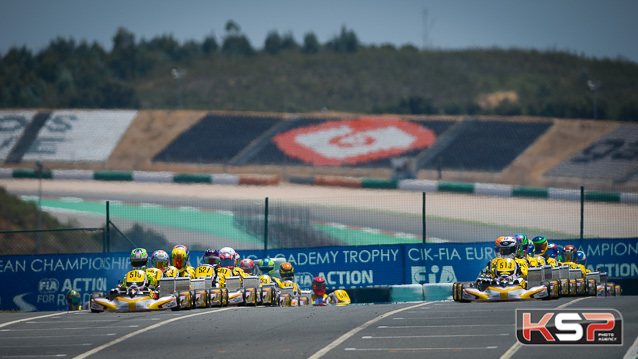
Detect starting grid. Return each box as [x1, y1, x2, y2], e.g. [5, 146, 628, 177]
[0, 238, 636, 311]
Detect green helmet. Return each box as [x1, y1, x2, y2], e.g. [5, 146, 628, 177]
[130, 248, 149, 269]
[532, 236, 548, 256]
[258, 258, 275, 276]
[514, 233, 529, 257]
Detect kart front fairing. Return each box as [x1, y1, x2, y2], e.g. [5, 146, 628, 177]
[90, 288, 177, 312]
[462, 278, 549, 301]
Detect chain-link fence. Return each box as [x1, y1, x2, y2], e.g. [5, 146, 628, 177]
[0, 228, 105, 255]
[3, 189, 637, 255]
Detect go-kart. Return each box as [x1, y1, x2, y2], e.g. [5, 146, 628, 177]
[453, 258, 550, 302]
[312, 290, 351, 306]
[90, 270, 178, 312]
[278, 280, 311, 307]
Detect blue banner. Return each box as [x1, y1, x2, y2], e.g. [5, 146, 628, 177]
[1, 238, 636, 312]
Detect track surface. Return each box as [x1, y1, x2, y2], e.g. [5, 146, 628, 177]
[0, 297, 635, 359]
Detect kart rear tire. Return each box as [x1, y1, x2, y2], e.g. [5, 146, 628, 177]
[89, 292, 105, 313]
[171, 292, 181, 311]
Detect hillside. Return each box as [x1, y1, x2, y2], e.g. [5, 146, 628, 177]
[2, 27, 638, 122]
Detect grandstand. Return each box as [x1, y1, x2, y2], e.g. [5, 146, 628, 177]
[1, 110, 637, 192]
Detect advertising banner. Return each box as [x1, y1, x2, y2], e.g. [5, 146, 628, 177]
[0, 253, 129, 312]
[1, 238, 635, 312]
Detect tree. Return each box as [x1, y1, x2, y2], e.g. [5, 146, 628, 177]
[264, 31, 282, 55]
[221, 21, 254, 57]
[109, 27, 137, 79]
[202, 32, 219, 55]
[326, 26, 359, 53]
[301, 32, 320, 54]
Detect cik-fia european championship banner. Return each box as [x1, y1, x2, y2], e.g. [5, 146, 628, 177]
[0, 238, 636, 311]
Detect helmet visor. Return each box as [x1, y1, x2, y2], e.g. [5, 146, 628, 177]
[220, 258, 235, 268]
[499, 245, 516, 257]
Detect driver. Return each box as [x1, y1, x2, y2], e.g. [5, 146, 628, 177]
[121, 248, 157, 290]
[279, 262, 301, 296]
[256, 258, 281, 286]
[486, 236, 528, 279]
[195, 249, 220, 283]
[562, 245, 588, 277]
[239, 258, 258, 275]
[311, 276, 340, 306]
[171, 245, 196, 279]
[148, 250, 169, 285]
[66, 290, 82, 311]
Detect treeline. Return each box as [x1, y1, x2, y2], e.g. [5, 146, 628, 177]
[1, 20, 637, 121]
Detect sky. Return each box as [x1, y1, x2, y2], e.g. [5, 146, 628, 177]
[1, 0, 637, 63]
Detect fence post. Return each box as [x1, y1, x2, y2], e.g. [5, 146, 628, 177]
[264, 197, 269, 257]
[580, 186, 584, 242]
[106, 200, 110, 253]
[422, 192, 426, 244]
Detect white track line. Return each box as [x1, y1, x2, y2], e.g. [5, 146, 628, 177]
[308, 302, 431, 359]
[73, 308, 234, 359]
[623, 335, 638, 359]
[500, 297, 592, 359]
[0, 312, 69, 329]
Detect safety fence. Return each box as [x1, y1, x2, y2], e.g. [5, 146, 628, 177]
[2, 187, 637, 255]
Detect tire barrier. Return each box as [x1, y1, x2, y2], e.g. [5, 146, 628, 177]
[290, 174, 638, 204]
[1, 167, 636, 202]
[0, 168, 279, 186]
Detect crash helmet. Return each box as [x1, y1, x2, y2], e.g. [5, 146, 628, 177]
[544, 243, 559, 260]
[130, 248, 149, 269]
[171, 246, 189, 270]
[312, 276, 327, 296]
[532, 236, 548, 256]
[151, 250, 169, 271]
[257, 258, 276, 276]
[280, 262, 294, 281]
[494, 236, 506, 257]
[219, 252, 235, 269]
[202, 249, 220, 266]
[514, 234, 529, 257]
[239, 258, 256, 275]
[562, 245, 577, 262]
[66, 290, 81, 310]
[576, 251, 587, 267]
[499, 236, 519, 258]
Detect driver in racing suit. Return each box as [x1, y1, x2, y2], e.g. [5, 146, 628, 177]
[120, 248, 158, 290]
[311, 276, 340, 306]
[256, 258, 281, 286]
[278, 262, 302, 296]
[485, 237, 528, 289]
[486, 236, 529, 280]
[171, 245, 196, 279]
[216, 251, 248, 287]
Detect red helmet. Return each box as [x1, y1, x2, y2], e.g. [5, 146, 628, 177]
[239, 258, 256, 275]
[563, 245, 577, 262]
[312, 276, 327, 296]
[219, 252, 235, 269]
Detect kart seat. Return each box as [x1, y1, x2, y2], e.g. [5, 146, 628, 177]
[568, 268, 583, 279]
[158, 277, 191, 297]
[225, 276, 242, 292]
[191, 277, 213, 291]
[527, 267, 543, 287]
[243, 276, 260, 289]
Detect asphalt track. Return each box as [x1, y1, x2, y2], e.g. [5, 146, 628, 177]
[0, 296, 635, 359]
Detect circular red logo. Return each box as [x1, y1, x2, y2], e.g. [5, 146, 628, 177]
[273, 117, 436, 166]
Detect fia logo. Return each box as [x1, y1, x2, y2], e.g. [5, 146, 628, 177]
[38, 278, 60, 293]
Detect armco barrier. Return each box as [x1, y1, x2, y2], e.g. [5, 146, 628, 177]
[0, 168, 278, 186]
[1, 167, 635, 203]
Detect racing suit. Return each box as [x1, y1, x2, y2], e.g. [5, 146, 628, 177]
[176, 265, 196, 279]
[527, 255, 546, 268]
[216, 267, 247, 287]
[311, 293, 338, 306]
[486, 257, 528, 279]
